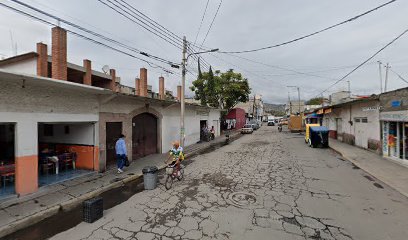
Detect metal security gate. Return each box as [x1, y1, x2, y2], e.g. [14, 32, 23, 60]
[106, 122, 122, 166]
[132, 113, 158, 160]
[354, 118, 368, 149]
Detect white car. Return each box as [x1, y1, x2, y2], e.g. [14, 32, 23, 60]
[241, 124, 254, 134]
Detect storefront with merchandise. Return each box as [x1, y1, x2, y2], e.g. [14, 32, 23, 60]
[381, 111, 408, 164]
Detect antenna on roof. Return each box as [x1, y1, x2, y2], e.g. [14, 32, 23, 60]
[102, 65, 110, 74]
[9, 30, 17, 56]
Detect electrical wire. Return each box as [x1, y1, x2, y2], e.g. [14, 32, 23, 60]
[220, 0, 397, 54]
[9, 0, 180, 67]
[98, 0, 212, 71]
[223, 53, 339, 81]
[200, 0, 223, 49]
[390, 68, 408, 84]
[0, 2, 176, 74]
[193, 0, 210, 45]
[316, 27, 408, 97]
[97, 0, 183, 50]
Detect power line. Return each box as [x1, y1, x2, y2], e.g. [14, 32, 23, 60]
[250, 62, 378, 77]
[200, 0, 223, 49]
[97, 0, 183, 50]
[9, 0, 180, 67]
[98, 0, 212, 71]
[193, 0, 210, 45]
[223, 53, 339, 81]
[220, 0, 397, 54]
[0, 2, 176, 74]
[390, 68, 408, 84]
[316, 27, 408, 97]
[113, 0, 185, 48]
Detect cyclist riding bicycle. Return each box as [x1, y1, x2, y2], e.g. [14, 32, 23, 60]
[166, 141, 184, 176]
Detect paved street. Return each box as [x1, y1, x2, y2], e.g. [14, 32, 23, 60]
[52, 126, 408, 240]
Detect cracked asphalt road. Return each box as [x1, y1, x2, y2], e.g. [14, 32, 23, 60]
[52, 127, 408, 240]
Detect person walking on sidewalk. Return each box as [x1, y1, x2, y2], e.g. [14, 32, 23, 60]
[115, 134, 127, 174]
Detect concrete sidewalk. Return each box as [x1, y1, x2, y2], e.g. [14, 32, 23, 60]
[0, 131, 240, 238]
[330, 139, 408, 198]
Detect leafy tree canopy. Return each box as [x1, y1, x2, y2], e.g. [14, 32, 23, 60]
[190, 68, 251, 110]
[306, 97, 323, 105]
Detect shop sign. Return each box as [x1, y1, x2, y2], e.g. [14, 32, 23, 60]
[362, 106, 382, 112]
[391, 100, 402, 107]
[317, 109, 324, 114]
[324, 108, 332, 114]
[380, 111, 408, 122]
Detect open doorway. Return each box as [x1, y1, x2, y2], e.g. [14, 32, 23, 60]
[200, 120, 209, 142]
[106, 122, 122, 167]
[38, 122, 95, 186]
[0, 123, 15, 197]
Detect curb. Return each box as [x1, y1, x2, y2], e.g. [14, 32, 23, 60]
[0, 134, 239, 239]
[329, 145, 408, 199]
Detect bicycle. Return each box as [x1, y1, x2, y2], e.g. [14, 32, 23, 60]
[165, 163, 184, 190]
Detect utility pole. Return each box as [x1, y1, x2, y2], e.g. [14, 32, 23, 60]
[179, 41, 218, 147]
[321, 93, 324, 106]
[288, 92, 292, 115]
[377, 61, 383, 93]
[296, 87, 301, 115]
[180, 36, 187, 147]
[384, 63, 390, 93]
[252, 95, 256, 121]
[347, 80, 351, 98]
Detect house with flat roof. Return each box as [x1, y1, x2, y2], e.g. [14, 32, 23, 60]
[0, 26, 221, 197]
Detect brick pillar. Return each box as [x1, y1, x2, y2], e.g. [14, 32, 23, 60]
[36, 42, 48, 77]
[177, 85, 182, 101]
[135, 78, 140, 96]
[83, 59, 92, 85]
[110, 69, 116, 91]
[140, 68, 148, 97]
[159, 77, 165, 100]
[51, 27, 67, 80]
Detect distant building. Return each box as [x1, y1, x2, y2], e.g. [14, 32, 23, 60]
[285, 100, 305, 116]
[235, 94, 264, 122]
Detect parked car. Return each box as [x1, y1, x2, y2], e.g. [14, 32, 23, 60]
[249, 121, 260, 130]
[241, 124, 254, 134]
[267, 121, 275, 126]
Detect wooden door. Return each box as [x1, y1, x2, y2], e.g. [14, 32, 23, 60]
[132, 113, 158, 160]
[106, 122, 122, 166]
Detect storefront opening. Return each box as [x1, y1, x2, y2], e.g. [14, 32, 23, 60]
[38, 122, 96, 186]
[0, 123, 15, 197]
[383, 121, 408, 161]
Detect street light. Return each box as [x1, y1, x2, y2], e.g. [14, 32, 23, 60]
[180, 36, 218, 147]
[287, 86, 301, 115]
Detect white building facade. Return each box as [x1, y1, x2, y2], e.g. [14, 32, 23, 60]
[321, 97, 381, 152]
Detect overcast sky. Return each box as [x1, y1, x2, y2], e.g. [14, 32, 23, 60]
[1, 0, 408, 103]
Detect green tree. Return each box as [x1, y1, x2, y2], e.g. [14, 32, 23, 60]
[190, 69, 251, 110]
[306, 97, 323, 105]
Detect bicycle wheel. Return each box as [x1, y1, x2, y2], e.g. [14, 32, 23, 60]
[165, 174, 173, 190]
[177, 168, 184, 181]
